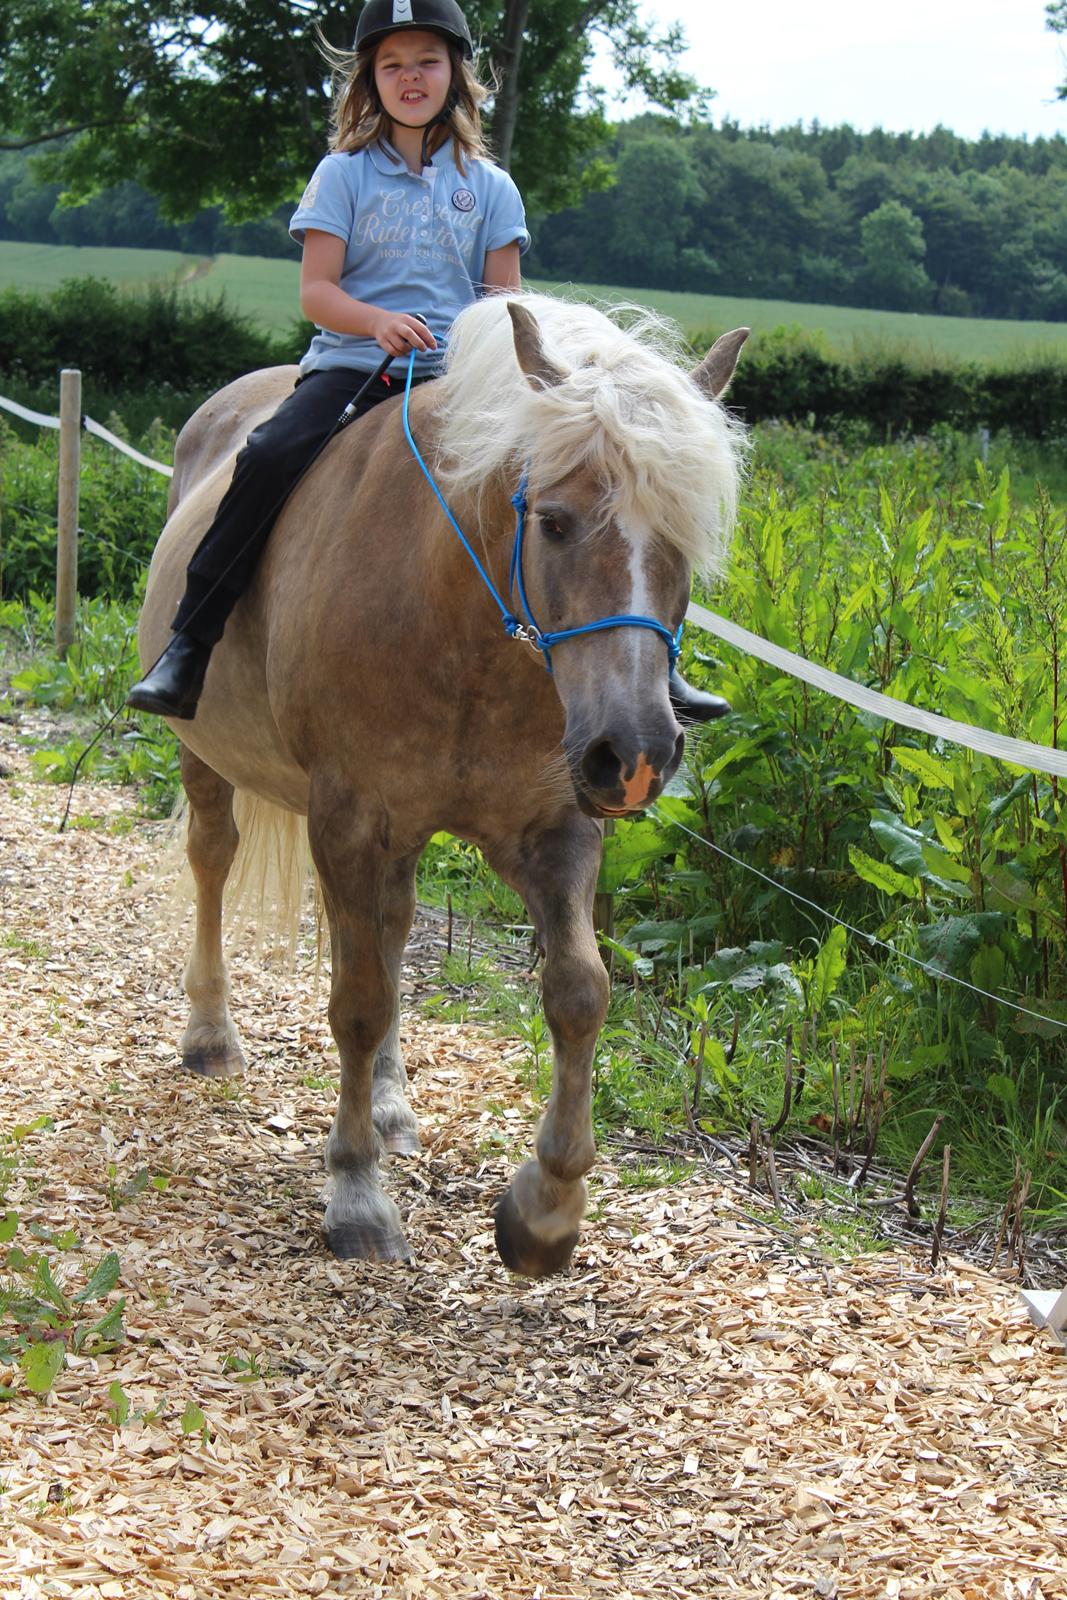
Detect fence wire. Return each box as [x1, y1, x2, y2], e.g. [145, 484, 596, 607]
[653, 800, 1067, 1034]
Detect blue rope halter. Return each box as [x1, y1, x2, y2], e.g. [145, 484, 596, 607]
[401, 353, 683, 675]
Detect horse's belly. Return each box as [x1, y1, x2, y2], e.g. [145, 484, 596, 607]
[177, 720, 310, 813]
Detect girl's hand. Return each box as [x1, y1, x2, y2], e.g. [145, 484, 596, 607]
[371, 310, 438, 357]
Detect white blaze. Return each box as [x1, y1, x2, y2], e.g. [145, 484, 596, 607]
[618, 515, 659, 692]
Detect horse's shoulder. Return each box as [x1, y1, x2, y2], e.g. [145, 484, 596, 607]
[168, 366, 300, 512]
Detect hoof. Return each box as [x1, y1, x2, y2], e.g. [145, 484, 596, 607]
[494, 1189, 579, 1278]
[181, 1044, 246, 1079]
[326, 1225, 413, 1263]
[381, 1128, 421, 1156]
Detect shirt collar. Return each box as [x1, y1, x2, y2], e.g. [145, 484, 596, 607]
[367, 137, 457, 178]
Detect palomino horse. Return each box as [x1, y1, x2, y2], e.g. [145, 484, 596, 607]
[139, 292, 747, 1276]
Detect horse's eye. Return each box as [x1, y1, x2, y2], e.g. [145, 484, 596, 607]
[539, 512, 566, 542]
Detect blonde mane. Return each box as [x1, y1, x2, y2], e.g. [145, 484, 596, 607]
[434, 292, 747, 577]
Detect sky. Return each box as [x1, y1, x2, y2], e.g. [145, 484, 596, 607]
[592, 0, 1067, 141]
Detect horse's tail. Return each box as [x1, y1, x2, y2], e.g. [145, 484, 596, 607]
[227, 791, 320, 958]
[166, 789, 320, 960]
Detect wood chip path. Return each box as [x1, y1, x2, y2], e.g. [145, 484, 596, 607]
[1, 722, 1065, 1600]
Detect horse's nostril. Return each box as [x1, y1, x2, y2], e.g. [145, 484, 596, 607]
[582, 739, 622, 793]
[672, 729, 685, 769]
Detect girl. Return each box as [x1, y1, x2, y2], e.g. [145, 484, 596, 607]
[128, 0, 726, 724]
[128, 0, 527, 720]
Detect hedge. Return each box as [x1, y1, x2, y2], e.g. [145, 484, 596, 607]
[691, 326, 1067, 441]
[2, 279, 1065, 444]
[0, 276, 303, 394]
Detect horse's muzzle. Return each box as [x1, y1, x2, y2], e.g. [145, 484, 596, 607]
[571, 725, 685, 818]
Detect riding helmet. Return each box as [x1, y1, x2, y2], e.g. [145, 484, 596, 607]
[354, 0, 474, 59]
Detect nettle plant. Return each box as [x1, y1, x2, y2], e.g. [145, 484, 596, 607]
[601, 443, 1067, 1158]
[0, 1119, 127, 1398]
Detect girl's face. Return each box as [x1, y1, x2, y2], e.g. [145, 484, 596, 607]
[374, 30, 453, 128]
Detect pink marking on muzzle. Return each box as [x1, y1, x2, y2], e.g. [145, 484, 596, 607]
[621, 755, 658, 810]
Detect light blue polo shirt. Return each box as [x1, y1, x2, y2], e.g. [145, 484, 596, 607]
[289, 141, 530, 377]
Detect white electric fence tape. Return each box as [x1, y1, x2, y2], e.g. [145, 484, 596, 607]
[82, 416, 173, 477]
[686, 600, 1067, 780]
[0, 394, 62, 429]
[2, 385, 1065, 778]
[0, 393, 172, 476]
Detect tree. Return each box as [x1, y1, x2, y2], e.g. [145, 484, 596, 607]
[1049, 2, 1067, 98]
[0, 0, 709, 219]
[607, 131, 699, 284]
[859, 200, 932, 310]
[687, 135, 837, 299]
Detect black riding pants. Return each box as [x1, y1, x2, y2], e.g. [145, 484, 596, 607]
[172, 366, 432, 646]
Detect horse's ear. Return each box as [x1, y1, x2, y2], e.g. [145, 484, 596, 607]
[508, 301, 567, 390]
[690, 327, 750, 400]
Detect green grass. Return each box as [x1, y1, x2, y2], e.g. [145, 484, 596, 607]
[3, 240, 1067, 361]
[0, 241, 192, 293]
[543, 281, 1067, 364]
[206, 252, 305, 335]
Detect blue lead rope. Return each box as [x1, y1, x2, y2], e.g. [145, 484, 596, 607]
[400, 353, 523, 640]
[401, 352, 683, 674]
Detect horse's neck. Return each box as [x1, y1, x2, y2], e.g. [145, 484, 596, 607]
[420, 467, 517, 621]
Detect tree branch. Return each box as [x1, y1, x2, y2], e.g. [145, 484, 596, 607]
[0, 119, 137, 150]
[576, 1, 618, 35]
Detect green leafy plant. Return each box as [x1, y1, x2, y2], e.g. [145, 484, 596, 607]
[180, 1400, 210, 1440]
[105, 1162, 168, 1212]
[1, 1246, 125, 1396]
[0, 1118, 133, 1399]
[4, 593, 182, 814]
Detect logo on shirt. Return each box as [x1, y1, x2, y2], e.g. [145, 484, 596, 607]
[451, 188, 476, 213]
[299, 171, 322, 210]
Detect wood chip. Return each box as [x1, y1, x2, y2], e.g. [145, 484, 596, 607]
[2, 729, 1066, 1598]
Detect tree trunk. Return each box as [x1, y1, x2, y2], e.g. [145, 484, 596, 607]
[492, 0, 531, 172]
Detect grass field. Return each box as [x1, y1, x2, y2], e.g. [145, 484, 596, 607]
[2, 238, 1067, 361]
[0, 240, 191, 291]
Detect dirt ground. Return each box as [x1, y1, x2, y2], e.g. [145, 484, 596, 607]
[1, 716, 1065, 1600]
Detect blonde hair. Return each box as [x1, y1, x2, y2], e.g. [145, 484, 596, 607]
[318, 31, 492, 174]
[436, 293, 748, 580]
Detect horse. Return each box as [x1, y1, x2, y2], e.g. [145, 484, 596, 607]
[138, 291, 748, 1277]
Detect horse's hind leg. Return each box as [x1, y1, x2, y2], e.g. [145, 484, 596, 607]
[371, 849, 422, 1155]
[489, 818, 608, 1278]
[177, 745, 247, 1079]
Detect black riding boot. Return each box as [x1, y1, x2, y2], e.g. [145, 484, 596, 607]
[126, 632, 213, 721]
[668, 669, 731, 723]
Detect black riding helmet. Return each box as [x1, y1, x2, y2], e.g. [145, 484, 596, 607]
[354, 0, 474, 59]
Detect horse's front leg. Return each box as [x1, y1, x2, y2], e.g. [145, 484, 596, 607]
[491, 818, 609, 1277]
[308, 792, 410, 1261]
[370, 850, 422, 1154]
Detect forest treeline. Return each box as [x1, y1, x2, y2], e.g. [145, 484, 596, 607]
[3, 116, 1067, 320]
[534, 119, 1067, 320]
[0, 148, 296, 263]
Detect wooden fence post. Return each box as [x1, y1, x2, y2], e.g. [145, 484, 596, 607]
[55, 368, 82, 657]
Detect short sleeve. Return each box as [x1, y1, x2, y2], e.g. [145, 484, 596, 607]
[483, 169, 531, 256]
[290, 156, 356, 248]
